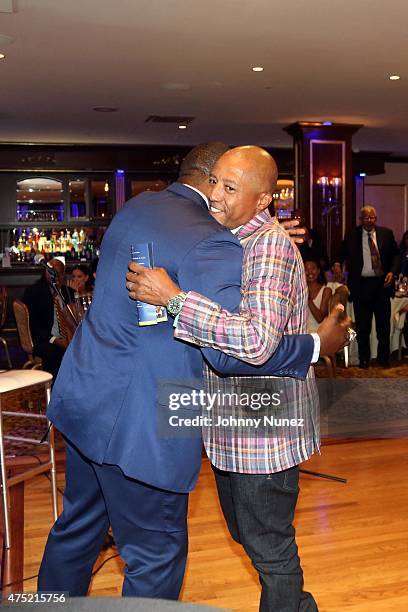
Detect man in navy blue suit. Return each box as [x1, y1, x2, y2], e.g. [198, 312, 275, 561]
[38, 143, 348, 599]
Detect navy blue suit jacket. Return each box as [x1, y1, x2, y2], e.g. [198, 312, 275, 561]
[48, 183, 314, 493]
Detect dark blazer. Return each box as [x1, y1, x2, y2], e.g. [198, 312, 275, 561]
[338, 225, 400, 299]
[48, 183, 314, 493]
[23, 278, 74, 346]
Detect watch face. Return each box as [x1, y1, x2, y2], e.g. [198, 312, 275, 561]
[168, 298, 181, 315]
[167, 293, 186, 316]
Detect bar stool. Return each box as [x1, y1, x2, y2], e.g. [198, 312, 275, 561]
[0, 370, 58, 549]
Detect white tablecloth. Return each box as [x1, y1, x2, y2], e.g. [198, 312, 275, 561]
[347, 296, 408, 364]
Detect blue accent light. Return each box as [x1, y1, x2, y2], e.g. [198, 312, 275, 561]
[359, 172, 367, 177]
[323, 121, 332, 126]
[116, 169, 125, 175]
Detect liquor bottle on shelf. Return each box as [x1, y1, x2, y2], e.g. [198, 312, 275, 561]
[59, 230, 67, 253]
[72, 228, 79, 253]
[38, 231, 46, 253]
[66, 229, 72, 251]
[79, 228, 86, 246]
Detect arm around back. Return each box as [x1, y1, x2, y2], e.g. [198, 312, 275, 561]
[177, 230, 314, 380]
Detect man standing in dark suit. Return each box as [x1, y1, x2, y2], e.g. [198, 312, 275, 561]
[336, 205, 399, 368]
[38, 143, 349, 599]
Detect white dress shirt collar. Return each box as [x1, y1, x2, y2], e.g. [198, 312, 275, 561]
[182, 184, 208, 206]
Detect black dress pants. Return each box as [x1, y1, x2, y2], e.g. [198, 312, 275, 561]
[352, 277, 391, 364]
[213, 465, 318, 612]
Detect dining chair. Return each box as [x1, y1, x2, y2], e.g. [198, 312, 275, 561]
[0, 287, 12, 370]
[52, 295, 77, 346]
[12, 300, 42, 370]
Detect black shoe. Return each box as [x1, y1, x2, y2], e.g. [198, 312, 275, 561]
[359, 360, 369, 369]
[377, 360, 390, 368]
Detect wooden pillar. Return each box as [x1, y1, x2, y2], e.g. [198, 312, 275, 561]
[284, 122, 362, 263]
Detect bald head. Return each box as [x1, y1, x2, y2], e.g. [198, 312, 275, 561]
[208, 145, 278, 229]
[222, 146, 278, 192]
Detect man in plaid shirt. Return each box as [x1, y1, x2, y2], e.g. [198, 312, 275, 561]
[127, 146, 348, 611]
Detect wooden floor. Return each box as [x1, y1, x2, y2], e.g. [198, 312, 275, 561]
[20, 438, 408, 611]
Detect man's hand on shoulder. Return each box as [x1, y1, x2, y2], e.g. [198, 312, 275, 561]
[126, 262, 181, 305]
[317, 304, 352, 356]
[279, 218, 306, 245]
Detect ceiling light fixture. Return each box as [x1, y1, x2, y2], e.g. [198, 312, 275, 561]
[92, 106, 118, 112]
[0, 53, 5, 60]
[178, 124, 187, 129]
[252, 66, 264, 72]
[389, 75, 400, 81]
[162, 83, 190, 91]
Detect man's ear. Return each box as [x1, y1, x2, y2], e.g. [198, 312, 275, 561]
[257, 193, 272, 212]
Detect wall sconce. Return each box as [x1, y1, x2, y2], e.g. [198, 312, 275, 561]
[316, 176, 342, 228]
[329, 177, 342, 202]
[316, 176, 341, 204]
[316, 176, 330, 202]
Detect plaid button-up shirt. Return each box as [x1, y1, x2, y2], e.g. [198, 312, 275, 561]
[175, 210, 320, 473]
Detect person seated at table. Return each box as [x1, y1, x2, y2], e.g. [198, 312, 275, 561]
[305, 259, 332, 333]
[399, 230, 408, 276]
[23, 258, 74, 379]
[67, 264, 93, 295]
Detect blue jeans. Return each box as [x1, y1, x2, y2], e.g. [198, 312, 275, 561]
[214, 466, 318, 612]
[38, 439, 188, 598]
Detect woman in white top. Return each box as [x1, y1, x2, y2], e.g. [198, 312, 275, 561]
[305, 259, 332, 333]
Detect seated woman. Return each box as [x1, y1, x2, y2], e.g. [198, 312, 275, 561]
[305, 259, 332, 333]
[67, 264, 93, 296]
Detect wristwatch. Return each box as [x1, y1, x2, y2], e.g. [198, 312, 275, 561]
[166, 292, 188, 317]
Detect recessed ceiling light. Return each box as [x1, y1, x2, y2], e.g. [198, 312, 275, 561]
[389, 75, 401, 80]
[252, 66, 264, 72]
[0, 53, 5, 60]
[178, 124, 187, 130]
[162, 83, 190, 91]
[323, 121, 333, 126]
[92, 106, 118, 112]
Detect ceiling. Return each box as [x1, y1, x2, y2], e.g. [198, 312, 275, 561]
[1, 0, 408, 154]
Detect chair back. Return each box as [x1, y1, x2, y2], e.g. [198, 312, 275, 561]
[53, 295, 77, 345]
[12, 300, 35, 356]
[0, 286, 8, 329]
